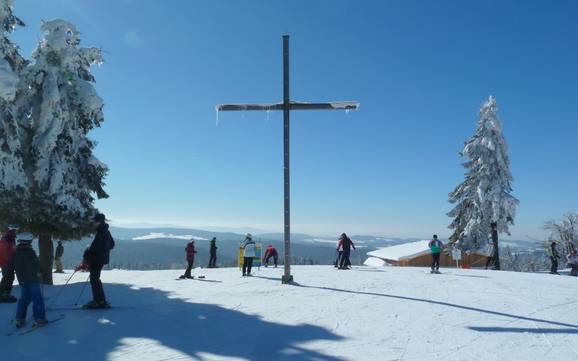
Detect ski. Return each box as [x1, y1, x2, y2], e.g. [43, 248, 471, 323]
[5, 315, 65, 336]
[47, 305, 134, 312]
[175, 275, 205, 280]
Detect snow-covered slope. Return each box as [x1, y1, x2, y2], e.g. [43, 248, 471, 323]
[2, 266, 577, 361]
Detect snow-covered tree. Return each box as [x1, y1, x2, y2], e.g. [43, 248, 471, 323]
[447, 96, 519, 270]
[15, 19, 108, 283]
[544, 212, 578, 254]
[0, 0, 27, 225]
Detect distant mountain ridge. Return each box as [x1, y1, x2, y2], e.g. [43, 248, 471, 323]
[50, 226, 539, 271]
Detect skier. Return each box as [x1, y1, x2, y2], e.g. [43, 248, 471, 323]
[549, 240, 560, 275]
[428, 235, 444, 274]
[13, 232, 47, 328]
[54, 241, 64, 273]
[81, 213, 115, 309]
[484, 242, 495, 270]
[567, 249, 578, 277]
[208, 237, 218, 268]
[334, 240, 343, 268]
[241, 233, 256, 276]
[566, 249, 578, 277]
[180, 239, 197, 279]
[338, 233, 355, 269]
[0, 224, 19, 303]
[263, 245, 278, 267]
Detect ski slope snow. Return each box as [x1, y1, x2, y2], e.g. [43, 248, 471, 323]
[1, 265, 577, 361]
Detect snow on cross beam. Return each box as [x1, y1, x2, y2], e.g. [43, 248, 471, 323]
[215, 101, 359, 112]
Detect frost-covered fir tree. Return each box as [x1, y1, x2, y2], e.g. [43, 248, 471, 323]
[0, 0, 27, 224]
[16, 19, 108, 283]
[447, 96, 518, 270]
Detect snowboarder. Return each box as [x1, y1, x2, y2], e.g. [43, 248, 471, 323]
[208, 237, 218, 268]
[241, 233, 256, 276]
[180, 239, 197, 279]
[13, 232, 47, 328]
[338, 233, 355, 269]
[0, 224, 19, 303]
[567, 249, 578, 277]
[263, 245, 278, 267]
[54, 241, 64, 273]
[549, 240, 560, 275]
[428, 235, 444, 274]
[81, 213, 115, 309]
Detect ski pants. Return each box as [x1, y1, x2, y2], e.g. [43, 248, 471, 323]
[340, 250, 351, 268]
[550, 257, 558, 273]
[431, 253, 441, 270]
[208, 253, 217, 268]
[570, 264, 578, 277]
[0, 263, 15, 295]
[242, 257, 254, 275]
[54, 257, 63, 273]
[184, 260, 194, 277]
[90, 263, 106, 302]
[16, 283, 45, 320]
[265, 254, 278, 267]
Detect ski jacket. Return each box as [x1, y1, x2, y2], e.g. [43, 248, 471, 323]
[567, 254, 578, 265]
[185, 242, 197, 262]
[549, 244, 560, 259]
[55, 243, 64, 258]
[337, 237, 355, 252]
[85, 223, 115, 266]
[429, 239, 444, 254]
[264, 246, 278, 258]
[0, 230, 16, 268]
[13, 244, 40, 284]
[242, 239, 256, 258]
[209, 241, 217, 255]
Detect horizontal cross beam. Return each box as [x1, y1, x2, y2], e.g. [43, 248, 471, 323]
[216, 101, 359, 112]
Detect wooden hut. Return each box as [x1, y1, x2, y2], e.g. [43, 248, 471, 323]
[364, 240, 488, 268]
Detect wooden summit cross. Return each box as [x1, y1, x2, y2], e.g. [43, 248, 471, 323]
[216, 35, 359, 284]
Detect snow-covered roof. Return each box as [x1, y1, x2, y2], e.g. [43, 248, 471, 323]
[366, 240, 432, 261]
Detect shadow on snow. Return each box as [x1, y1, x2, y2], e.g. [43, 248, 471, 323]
[1, 281, 345, 361]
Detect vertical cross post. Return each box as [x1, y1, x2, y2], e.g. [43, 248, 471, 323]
[281, 35, 293, 284]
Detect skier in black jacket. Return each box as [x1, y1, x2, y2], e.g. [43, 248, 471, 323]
[208, 237, 218, 268]
[82, 213, 115, 309]
[13, 232, 47, 328]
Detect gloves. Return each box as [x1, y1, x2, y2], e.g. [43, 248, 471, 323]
[75, 261, 88, 271]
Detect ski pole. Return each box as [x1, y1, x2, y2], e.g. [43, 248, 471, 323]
[74, 275, 90, 306]
[47, 270, 78, 310]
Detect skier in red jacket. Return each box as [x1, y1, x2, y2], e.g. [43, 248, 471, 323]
[180, 240, 197, 279]
[263, 245, 278, 267]
[0, 225, 19, 303]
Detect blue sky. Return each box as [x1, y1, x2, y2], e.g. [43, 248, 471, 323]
[10, 0, 578, 239]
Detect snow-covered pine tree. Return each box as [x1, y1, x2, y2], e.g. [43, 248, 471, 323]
[0, 0, 27, 225]
[16, 19, 108, 284]
[447, 96, 519, 270]
[544, 212, 578, 254]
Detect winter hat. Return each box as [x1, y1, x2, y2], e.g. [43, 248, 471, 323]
[245, 233, 252, 239]
[433, 234, 438, 239]
[17, 232, 34, 243]
[94, 213, 106, 223]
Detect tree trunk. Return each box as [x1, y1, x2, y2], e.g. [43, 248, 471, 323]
[491, 222, 500, 270]
[38, 233, 54, 285]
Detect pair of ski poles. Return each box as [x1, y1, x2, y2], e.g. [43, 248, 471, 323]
[47, 269, 91, 310]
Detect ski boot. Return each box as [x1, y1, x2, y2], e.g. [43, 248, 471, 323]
[15, 319, 26, 328]
[33, 319, 48, 327]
